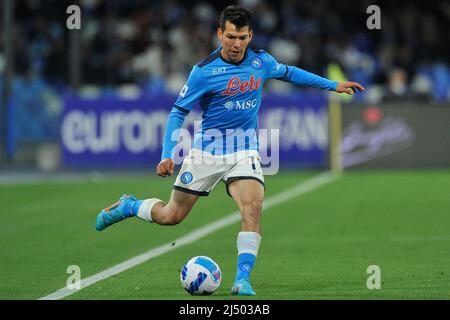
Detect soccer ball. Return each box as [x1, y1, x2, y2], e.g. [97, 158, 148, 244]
[180, 256, 222, 295]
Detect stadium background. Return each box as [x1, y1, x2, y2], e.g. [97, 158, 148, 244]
[0, 0, 449, 300]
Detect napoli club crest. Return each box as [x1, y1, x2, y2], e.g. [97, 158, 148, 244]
[251, 57, 263, 69]
[181, 172, 193, 184]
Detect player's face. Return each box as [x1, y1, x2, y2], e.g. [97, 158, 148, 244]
[217, 21, 252, 63]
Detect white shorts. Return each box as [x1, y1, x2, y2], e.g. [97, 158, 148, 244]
[174, 149, 265, 197]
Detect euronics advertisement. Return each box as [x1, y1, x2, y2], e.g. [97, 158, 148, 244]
[61, 94, 329, 170]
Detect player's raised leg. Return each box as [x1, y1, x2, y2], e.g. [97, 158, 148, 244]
[95, 189, 198, 231]
[227, 179, 264, 296]
[139, 189, 199, 225]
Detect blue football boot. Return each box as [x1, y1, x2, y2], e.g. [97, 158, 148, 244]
[231, 279, 256, 296]
[95, 194, 136, 231]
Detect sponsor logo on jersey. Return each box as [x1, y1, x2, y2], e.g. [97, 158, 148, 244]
[223, 99, 257, 110]
[224, 101, 234, 110]
[179, 84, 189, 98]
[235, 98, 258, 110]
[220, 75, 262, 96]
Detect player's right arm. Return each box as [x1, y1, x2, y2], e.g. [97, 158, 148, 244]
[157, 107, 186, 177]
[157, 65, 207, 177]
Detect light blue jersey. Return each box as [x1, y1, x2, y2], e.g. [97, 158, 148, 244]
[161, 47, 338, 159]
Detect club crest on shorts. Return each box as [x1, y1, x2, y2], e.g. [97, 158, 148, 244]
[181, 172, 193, 184]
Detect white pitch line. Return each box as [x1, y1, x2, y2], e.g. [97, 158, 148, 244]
[39, 171, 338, 300]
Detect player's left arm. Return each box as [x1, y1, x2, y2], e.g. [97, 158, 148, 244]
[335, 81, 365, 94]
[265, 52, 365, 94]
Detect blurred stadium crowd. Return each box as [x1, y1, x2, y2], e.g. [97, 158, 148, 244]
[1, 0, 450, 103]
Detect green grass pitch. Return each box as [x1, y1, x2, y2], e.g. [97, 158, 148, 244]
[0, 170, 449, 300]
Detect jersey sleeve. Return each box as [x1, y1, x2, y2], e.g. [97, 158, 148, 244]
[264, 51, 290, 80]
[264, 52, 338, 91]
[161, 107, 188, 160]
[174, 65, 208, 112]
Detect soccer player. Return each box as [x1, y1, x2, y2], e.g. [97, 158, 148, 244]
[95, 5, 364, 296]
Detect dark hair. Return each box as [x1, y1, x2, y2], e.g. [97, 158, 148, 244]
[219, 5, 252, 31]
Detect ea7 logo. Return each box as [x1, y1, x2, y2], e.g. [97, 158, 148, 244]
[179, 84, 189, 98]
[213, 67, 227, 75]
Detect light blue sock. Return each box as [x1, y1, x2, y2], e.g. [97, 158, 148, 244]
[235, 253, 256, 281]
[130, 200, 143, 216]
